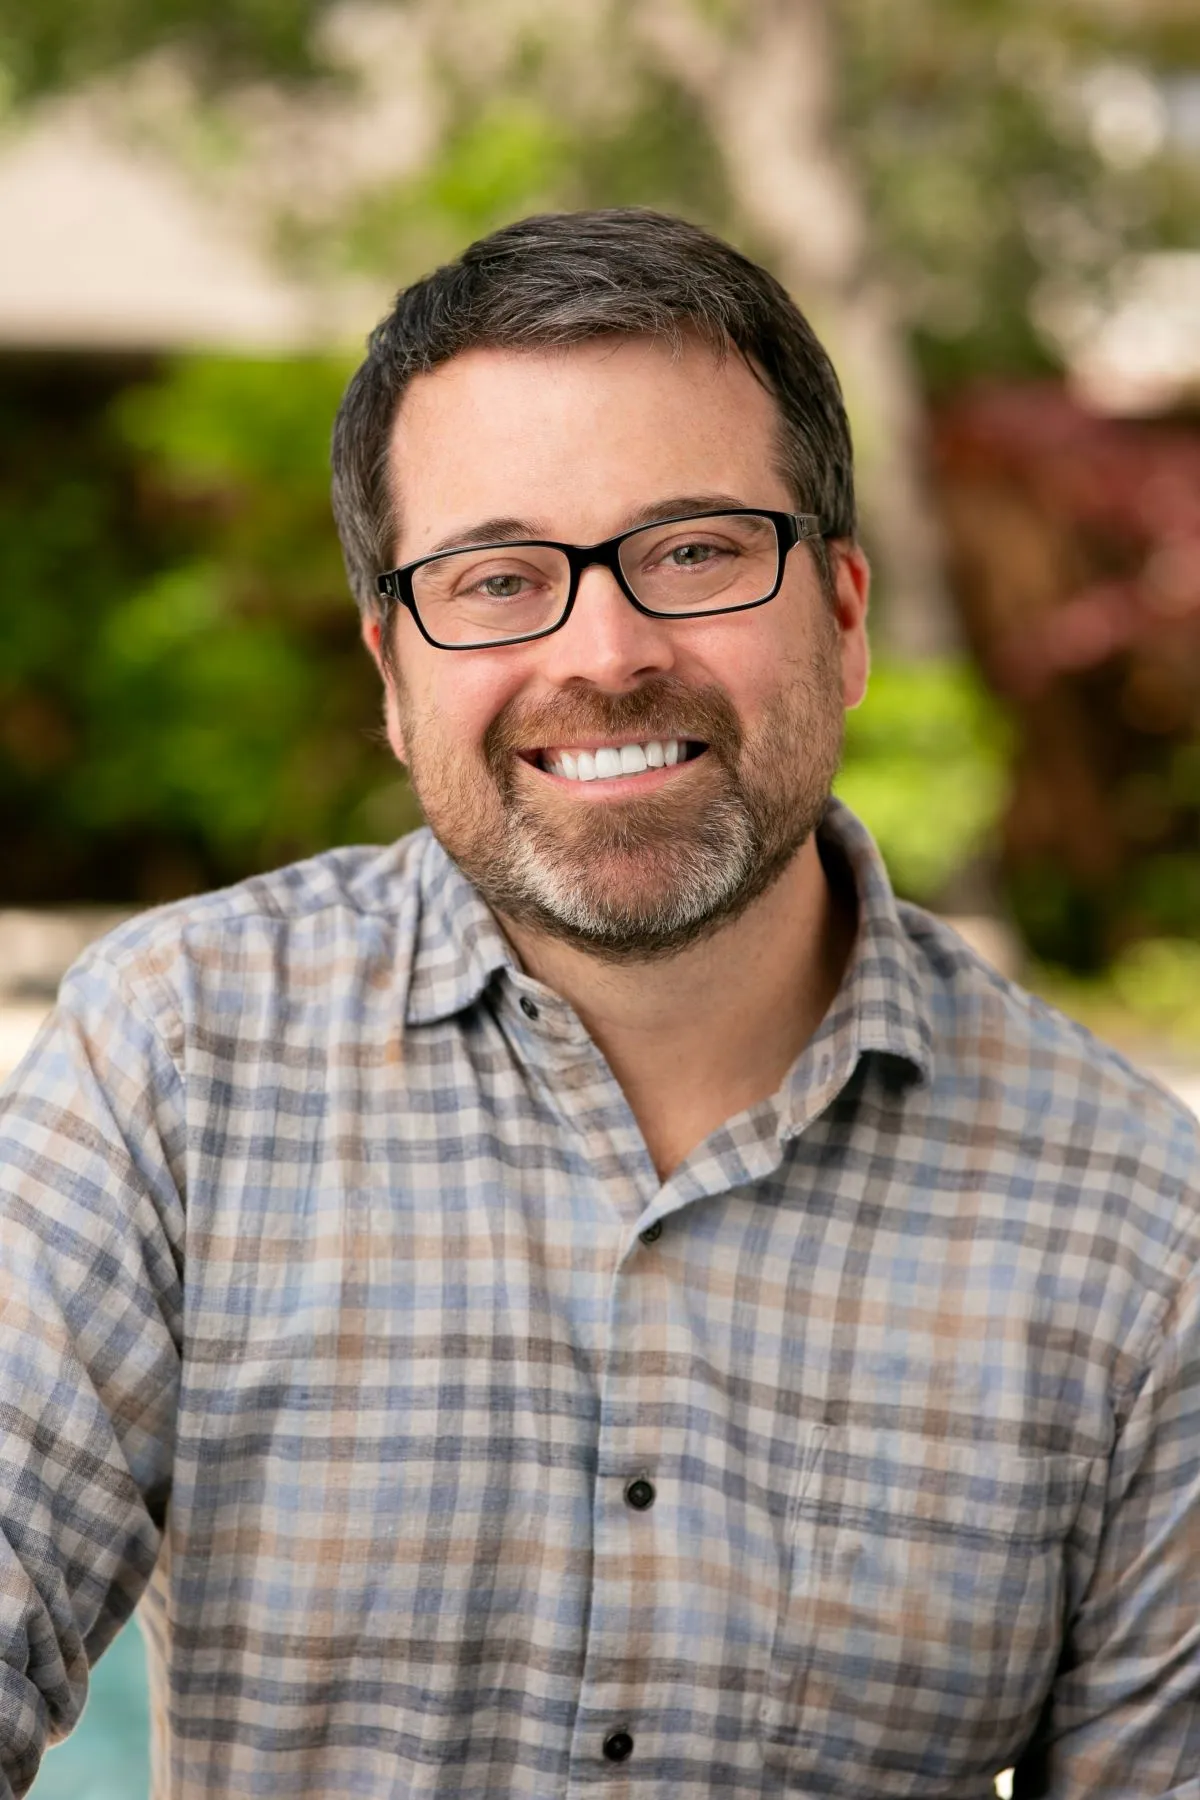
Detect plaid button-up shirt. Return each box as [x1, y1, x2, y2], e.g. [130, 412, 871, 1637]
[2, 802, 1199, 1799]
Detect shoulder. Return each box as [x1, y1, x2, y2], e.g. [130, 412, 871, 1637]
[897, 899, 1200, 1276]
[902, 903, 1193, 1129]
[60, 830, 438, 1025]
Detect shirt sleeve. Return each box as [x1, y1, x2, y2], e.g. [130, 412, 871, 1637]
[0, 950, 185, 1799]
[1014, 1248, 1200, 1798]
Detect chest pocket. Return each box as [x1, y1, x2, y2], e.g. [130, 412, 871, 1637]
[759, 1426, 1090, 1797]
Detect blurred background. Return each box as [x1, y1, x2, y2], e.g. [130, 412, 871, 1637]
[0, 1, 1197, 1793]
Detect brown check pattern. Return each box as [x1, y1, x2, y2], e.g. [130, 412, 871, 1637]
[1, 800, 1198, 1798]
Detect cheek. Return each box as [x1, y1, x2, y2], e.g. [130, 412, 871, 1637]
[395, 655, 526, 769]
[720, 624, 812, 708]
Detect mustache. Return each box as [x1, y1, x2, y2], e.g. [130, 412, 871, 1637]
[483, 678, 743, 779]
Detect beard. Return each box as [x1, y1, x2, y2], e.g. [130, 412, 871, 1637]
[398, 629, 844, 963]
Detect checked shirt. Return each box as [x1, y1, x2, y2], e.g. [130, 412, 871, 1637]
[1, 800, 1199, 1799]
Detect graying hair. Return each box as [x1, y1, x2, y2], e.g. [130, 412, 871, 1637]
[330, 208, 857, 617]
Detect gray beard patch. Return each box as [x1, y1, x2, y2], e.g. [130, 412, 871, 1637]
[403, 661, 843, 964]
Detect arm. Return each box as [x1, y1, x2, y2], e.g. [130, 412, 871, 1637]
[0, 950, 184, 1798]
[1015, 1253, 1200, 1798]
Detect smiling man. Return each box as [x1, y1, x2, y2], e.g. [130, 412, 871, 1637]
[353, 322, 864, 1176]
[2, 211, 1199, 1800]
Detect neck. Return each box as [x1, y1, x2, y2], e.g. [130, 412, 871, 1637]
[498, 832, 857, 1180]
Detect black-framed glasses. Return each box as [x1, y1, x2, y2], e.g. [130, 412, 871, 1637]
[375, 508, 824, 650]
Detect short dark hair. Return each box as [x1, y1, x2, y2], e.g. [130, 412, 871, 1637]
[331, 207, 856, 616]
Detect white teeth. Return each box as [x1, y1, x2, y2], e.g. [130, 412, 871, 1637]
[544, 738, 688, 781]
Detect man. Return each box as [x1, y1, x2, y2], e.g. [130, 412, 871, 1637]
[1, 210, 1198, 1800]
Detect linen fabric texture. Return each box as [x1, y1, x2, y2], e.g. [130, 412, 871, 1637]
[1, 802, 1198, 1799]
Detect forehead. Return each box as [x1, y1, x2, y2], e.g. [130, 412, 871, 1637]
[386, 335, 789, 557]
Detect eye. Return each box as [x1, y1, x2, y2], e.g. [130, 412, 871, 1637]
[653, 534, 741, 573]
[668, 540, 721, 567]
[476, 572, 529, 598]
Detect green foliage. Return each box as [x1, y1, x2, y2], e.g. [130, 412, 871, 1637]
[840, 0, 1200, 390]
[332, 98, 573, 279]
[1034, 937, 1200, 1051]
[0, 354, 417, 903]
[1008, 847, 1200, 981]
[308, 66, 734, 288]
[0, 0, 334, 107]
[835, 660, 1010, 903]
[1112, 937, 1200, 1039]
[99, 354, 423, 876]
[564, 66, 734, 226]
[1004, 860, 1109, 975]
[115, 354, 354, 612]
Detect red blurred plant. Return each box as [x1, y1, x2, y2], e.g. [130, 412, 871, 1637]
[937, 385, 1200, 697]
[933, 384, 1200, 969]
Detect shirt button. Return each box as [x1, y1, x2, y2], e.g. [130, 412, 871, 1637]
[519, 996, 539, 1020]
[639, 1220, 662, 1245]
[602, 1729, 634, 1763]
[624, 1476, 656, 1511]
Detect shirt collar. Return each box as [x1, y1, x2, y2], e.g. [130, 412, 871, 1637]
[404, 833, 518, 1025]
[404, 799, 936, 1092]
[783, 797, 936, 1106]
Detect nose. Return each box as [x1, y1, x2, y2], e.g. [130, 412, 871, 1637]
[538, 563, 678, 692]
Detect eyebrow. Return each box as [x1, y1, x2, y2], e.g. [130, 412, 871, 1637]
[425, 517, 539, 556]
[421, 493, 754, 559]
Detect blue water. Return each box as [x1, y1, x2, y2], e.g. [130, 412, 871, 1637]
[30, 1620, 150, 1800]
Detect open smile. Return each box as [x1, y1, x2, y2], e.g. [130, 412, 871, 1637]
[523, 737, 709, 784]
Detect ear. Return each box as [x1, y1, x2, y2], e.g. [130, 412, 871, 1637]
[360, 612, 409, 764]
[830, 542, 871, 711]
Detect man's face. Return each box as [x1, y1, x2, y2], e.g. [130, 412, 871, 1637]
[363, 334, 869, 958]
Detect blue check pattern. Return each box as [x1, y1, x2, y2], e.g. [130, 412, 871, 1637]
[2, 801, 1199, 1799]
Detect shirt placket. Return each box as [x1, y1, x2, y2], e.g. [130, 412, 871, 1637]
[500, 971, 858, 1789]
[497, 974, 665, 1783]
[565, 1213, 683, 1789]
[501, 974, 682, 1783]
[564, 1081, 868, 1787]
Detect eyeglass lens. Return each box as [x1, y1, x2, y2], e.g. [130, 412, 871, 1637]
[410, 512, 782, 646]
